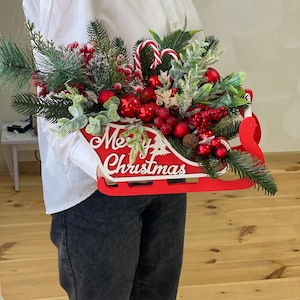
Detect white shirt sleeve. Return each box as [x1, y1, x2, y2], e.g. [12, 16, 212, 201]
[23, 0, 99, 181]
[22, 0, 203, 183]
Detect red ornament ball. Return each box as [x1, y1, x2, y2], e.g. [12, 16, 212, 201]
[198, 144, 211, 157]
[137, 103, 156, 123]
[97, 90, 116, 105]
[139, 87, 156, 103]
[214, 145, 228, 159]
[147, 75, 162, 88]
[173, 122, 191, 139]
[205, 67, 220, 83]
[119, 94, 141, 118]
[210, 137, 221, 149]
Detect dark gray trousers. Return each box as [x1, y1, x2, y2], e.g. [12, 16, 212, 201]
[50, 189, 186, 300]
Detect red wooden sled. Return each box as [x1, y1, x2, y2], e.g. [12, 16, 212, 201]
[80, 101, 264, 196]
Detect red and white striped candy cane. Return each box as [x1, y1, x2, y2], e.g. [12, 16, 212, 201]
[160, 48, 179, 61]
[134, 40, 179, 79]
[134, 40, 161, 74]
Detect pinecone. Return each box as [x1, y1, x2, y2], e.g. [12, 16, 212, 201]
[182, 133, 200, 149]
[169, 105, 180, 117]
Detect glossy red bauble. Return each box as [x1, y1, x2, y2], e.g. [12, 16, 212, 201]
[97, 90, 116, 105]
[147, 75, 162, 88]
[214, 145, 228, 159]
[119, 94, 141, 118]
[205, 67, 220, 83]
[173, 122, 191, 139]
[139, 86, 156, 103]
[137, 103, 156, 123]
[197, 144, 211, 157]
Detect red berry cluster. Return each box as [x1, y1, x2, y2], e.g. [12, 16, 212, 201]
[116, 63, 144, 93]
[153, 107, 177, 136]
[188, 104, 228, 134]
[67, 41, 96, 65]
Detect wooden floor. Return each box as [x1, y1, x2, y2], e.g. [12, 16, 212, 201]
[0, 152, 300, 300]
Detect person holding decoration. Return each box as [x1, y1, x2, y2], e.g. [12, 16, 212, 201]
[20, 1, 203, 299]
[0, 0, 277, 299]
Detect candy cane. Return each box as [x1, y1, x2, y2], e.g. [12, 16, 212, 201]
[134, 40, 179, 79]
[160, 48, 179, 61]
[134, 40, 161, 74]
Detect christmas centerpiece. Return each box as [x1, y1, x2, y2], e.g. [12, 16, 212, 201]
[0, 20, 277, 196]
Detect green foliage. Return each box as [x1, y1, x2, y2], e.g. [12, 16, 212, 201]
[137, 27, 199, 79]
[212, 116, 241, 140]
[11, 92, 72, 122]
[87, 19, 111, 51]
[86, 20, 129, 90]
[39, 48, 88, 91]
[85, 96, 120, 136]
[0, 37, 36, 90]
[26, 21, 55, 54]
[225, 150, 278, 195]
[120, 125, 149, 164]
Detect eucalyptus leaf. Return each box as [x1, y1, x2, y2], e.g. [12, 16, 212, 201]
[68, 104, 84, 118]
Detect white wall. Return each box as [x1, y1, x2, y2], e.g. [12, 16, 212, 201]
[194, 0, 300, 152]
[0, 1, 31, 173]
[0, 1, 299, 172]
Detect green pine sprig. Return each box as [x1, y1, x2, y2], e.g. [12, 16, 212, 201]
[87, 20, 128, 90]
[26, 21, 55, 54]
[166, 135, 194, 159]
[212, 116, 241, 140]
[11, 92, 72, 122]
[225, 150, 278, 195]
[0, 37, 36, 90]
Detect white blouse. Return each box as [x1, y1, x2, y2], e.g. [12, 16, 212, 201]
[22, 0, 203, 214]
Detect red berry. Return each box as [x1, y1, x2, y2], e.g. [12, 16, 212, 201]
[153, 117, 164, 129]
[160, 123, 172, 136]
[166, 116, 177, 127]
[157, 107, 170, 120]
[171, 87, 178, 97]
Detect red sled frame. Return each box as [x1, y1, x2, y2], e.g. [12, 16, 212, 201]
[81, 105, 263, 196]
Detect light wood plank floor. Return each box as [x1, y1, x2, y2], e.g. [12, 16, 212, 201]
[0, 152, 300, 300]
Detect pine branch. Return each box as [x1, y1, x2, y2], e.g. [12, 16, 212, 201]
[11, 93, 72, 122]
[87, 20, 110, 53]
[202, 36, 219, 56]
[0, 37, 36, 90]
[212, 116, 241, 140]
[225, 150, 278, 195]
[159, 29, 197, 54]
[111, 37, 129, 58]
[167, 136, 194, 159]
[11, 93, 40, 116]
[39, 48, 87, 91]
[26, 21, 55, 54]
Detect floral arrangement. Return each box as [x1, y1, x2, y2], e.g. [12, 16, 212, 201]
[0, 20, 277, 195]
